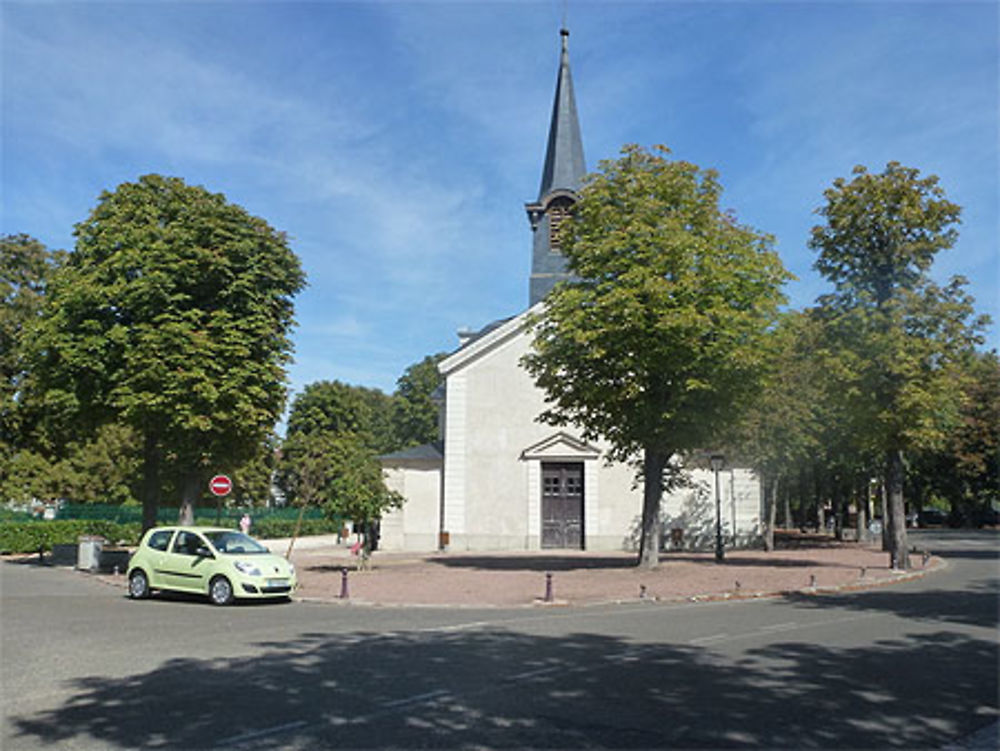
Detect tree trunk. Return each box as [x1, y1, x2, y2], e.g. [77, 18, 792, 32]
[833, 481, 844, 541]
[880, 479, 890, 551]
[177, 471, 201, 526]
[886, 448, 910, 570]
[856, 478, 868, 543]
[764, 475, 778, 552]
[141, 433, 161, 533]
[638, 448, 668, 569]
[285, 503, 307, 559]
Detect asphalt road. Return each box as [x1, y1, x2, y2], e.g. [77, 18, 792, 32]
[2, 529, 997, 750]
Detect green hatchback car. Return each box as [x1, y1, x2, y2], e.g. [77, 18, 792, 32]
[126, 526, 296, 605]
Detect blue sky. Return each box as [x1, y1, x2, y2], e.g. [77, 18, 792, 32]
[3, 1, 997, 408]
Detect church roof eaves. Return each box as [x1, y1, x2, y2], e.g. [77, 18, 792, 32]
[439, 301, 546, 377]
[380, 441, 444, 464]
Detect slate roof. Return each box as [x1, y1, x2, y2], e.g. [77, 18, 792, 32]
[380, 441, 444, 463]
[538, 28, 586, 198]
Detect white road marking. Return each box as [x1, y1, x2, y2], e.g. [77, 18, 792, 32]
[379, 689, 449, 709]
[688, 633, 729, 645]
[217, 720, 309, 746]
[505, 666, 561, 681]
[759, 621, 799, 633]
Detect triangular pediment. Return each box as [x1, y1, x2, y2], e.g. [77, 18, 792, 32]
[440, 302, 544, 377]
[521, 431, 601, 461]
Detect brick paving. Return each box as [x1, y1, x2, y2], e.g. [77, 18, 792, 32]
[57, 531, 938, 607]
[281, 533, 940, 607]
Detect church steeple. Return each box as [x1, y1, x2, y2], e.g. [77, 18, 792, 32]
[526, 28, 586, 306]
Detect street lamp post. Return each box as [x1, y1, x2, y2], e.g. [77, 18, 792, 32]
[711, 454, 725, 562]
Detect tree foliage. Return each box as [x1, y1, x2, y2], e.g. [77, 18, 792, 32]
[809, 162, 988, 568]
[279, 379, 403, 550]
[730, 310, 826, 548]
[286, 380, 396, 453]
[1, 234, 63, 457]
[392, 352, 446, 449]
[524, 145, 790, 567]
[31, 175, 305, 528]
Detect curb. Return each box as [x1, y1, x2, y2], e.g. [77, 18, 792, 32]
[49, 553, 946, 609]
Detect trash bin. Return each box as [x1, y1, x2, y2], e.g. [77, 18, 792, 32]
[77, 536, 105, 572]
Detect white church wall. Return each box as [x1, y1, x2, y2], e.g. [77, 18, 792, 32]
[381, 463, 441, 552]
[660, 468, 763, 550]
[432, 315, 763, 553]
[449, 326, 551, 549]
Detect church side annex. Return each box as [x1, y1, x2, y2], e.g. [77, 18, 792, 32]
[380, 30, 763, 553]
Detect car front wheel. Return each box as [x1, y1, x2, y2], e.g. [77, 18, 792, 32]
[128, 570, 150, 600]
[209, 575, 234, 606]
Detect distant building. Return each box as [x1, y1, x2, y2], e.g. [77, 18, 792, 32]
[380, 30, 762, 553]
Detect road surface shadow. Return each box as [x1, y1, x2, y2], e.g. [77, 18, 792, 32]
[785, 577, 1000, 630]
[9, 625, 997, 749]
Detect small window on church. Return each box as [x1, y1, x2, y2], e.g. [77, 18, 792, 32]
[547, 196, 574, 250]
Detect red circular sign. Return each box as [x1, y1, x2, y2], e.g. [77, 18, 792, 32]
[209, 475, 233, 497]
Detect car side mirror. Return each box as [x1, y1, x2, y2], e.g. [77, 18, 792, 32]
[195, 546, 214, 559]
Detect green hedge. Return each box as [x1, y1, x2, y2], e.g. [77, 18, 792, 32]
[0, 517, 345, 554]
[0, 520, 142, 554]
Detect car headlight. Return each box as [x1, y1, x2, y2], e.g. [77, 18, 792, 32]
[234, 561, 262, 576]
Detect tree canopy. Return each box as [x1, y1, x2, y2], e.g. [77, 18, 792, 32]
[392, 352, 446, 449]
[524, 144, 791, 567]
[286, 380, 396, 453]
[1, 235, 64, 458]
[809, 162, 988, 568]
[31, 175, 305, 528]
[279, 379, 404, 551]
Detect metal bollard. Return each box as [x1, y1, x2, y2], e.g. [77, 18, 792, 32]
[340, 567, 350, 599]
[544, 572, 553, 602]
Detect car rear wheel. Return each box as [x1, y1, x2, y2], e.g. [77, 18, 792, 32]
[209, 575, 234, 606]
[128, 570, 150, 600]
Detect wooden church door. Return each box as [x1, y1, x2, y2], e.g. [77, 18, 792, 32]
[541, 462, 584, 549]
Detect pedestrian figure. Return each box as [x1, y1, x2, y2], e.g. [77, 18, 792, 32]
[239, 513, 251, 535]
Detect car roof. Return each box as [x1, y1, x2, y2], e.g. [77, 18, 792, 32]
[149, 525, 234, 534]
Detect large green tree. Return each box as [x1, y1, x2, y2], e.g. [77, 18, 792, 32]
[523, 145, 790, 568]
[286, 380, 395, 453]
[279, 383, 403, 556]
[1, 234, 63, 460]
[809, 162, 988, 569]
[908, 350, 1000, 523]
[733, 310, 825, 550]
[32, 175, 305, 529]
[392, 352, 446, 449]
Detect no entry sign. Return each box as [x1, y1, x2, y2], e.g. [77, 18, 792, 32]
[209, 475, 233, 497]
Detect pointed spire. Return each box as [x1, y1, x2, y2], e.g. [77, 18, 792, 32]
[538, 28, 586, 198]
[526, 28, 587, 307]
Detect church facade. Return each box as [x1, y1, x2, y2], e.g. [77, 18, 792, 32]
[380, 30, 763, 553]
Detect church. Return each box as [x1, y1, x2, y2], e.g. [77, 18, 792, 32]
[380, 30, 763, 553]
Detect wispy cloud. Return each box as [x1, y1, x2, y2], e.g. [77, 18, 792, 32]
[3, 0, 996, 404]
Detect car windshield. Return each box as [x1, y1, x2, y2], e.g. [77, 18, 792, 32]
[203, 531, 269, 555]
